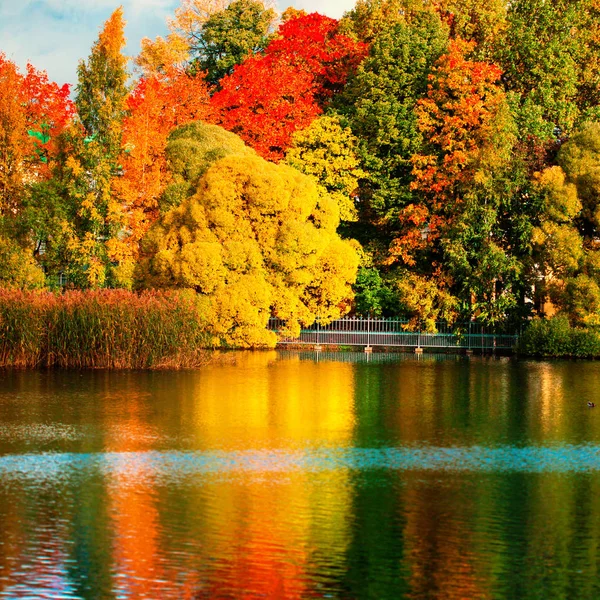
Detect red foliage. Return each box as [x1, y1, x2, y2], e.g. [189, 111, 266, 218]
[0, 54, 74, 212]
[22, 63, 74, 142]
[0, 53, 74, 165]
[211, 13, 368, 161]
[211, 54, 321, 161]
[267, 13, 368, 99]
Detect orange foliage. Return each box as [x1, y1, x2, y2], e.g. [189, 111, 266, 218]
[113, 68, 215, 260]
[411, 39, 506, 214]
[381, 40, 509, 266]
[0, 54, 73, 213]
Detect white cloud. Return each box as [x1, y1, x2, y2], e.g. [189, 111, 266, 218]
[0, 0, 357, 86]
[0, 0, 179, 85]
[278, 0, 355, 18]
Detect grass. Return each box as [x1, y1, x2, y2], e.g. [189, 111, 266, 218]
[0, 289, 213, 369]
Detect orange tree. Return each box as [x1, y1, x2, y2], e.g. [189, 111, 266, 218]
[410, 39, 525, 322]
[110, 67, 215, 283]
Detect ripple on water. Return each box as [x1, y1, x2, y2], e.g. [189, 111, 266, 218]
[0, 445, 599, 485]
[0, 423, 83, 443]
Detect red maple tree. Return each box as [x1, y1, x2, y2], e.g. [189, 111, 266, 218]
[0, 54, 73, 213]
[211, 13, 368, 161]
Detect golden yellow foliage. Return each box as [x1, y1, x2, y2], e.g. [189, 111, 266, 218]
[390, 271, 458, 331]
[534, 166, 581, 223]
[533, 165, 584, 280]
[532, 221, 584, 278]
[286, 115, 364, 222]
[135, 35, 190, 76]
[0, 236, 45, 290]
[98, 7, 128, 65]
[137, 123, 359, 347]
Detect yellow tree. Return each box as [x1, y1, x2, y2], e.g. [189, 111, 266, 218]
[62, 7, 129, 288]
[137, 122, 359, 347]
[286, 115, 364, 222]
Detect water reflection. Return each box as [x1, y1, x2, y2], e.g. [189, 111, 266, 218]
[1, 354, 600, 598]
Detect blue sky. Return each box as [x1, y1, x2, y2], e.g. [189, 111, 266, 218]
[0, 0, 356, 87]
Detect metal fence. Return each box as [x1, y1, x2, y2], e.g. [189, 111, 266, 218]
[268, 317, 518, 350]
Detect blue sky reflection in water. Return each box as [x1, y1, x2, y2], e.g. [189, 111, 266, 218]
[1, 352, 600, 598]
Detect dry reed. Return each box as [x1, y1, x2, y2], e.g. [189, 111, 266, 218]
[0, 289, 213, 369]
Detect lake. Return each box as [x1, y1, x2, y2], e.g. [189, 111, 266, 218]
[0, 351, 599, 599]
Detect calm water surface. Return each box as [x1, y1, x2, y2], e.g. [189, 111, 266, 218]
[1, 351, 600, 599]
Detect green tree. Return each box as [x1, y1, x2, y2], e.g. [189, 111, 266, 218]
[339, 0, 430, 43]
[434, 0, 507, 59]
[337, 11, 448, 261]
[137, 122, 359, 347]
[192, 0, 276, 85]
[497, 0, 583, 141]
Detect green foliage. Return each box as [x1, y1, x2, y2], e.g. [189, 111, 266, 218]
[517, 316, 600, 358]
[286, 115, 363, 222]
[339, 12, 448, 226]
[75, 7, 128, 153]
[436, 0, 507, 59]
[498, 0, 583, 139]
[340, 0, 429, 43]
[137, 123, 359, 348]
[0, 289, 212, 368]
[194, 0, 276, 85]
[353, 267, 391, 316]
[59, 7, 130, 288]
[161, 121, 255, 211]
[441, 203, 523, 323]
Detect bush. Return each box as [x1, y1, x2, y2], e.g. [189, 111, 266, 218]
[0, 289, 214, 369]
[517, 316, 600, 357]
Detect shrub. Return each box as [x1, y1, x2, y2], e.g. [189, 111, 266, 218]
[517, 316, 600, 357]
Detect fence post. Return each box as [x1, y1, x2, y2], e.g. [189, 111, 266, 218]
[415, 325, 423, 354]
[365, 314, 372, 353]
[315, 314, 322, 351]
[466, 321, 473, 356]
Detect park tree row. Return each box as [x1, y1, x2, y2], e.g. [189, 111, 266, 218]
[3, 0, 600, 340]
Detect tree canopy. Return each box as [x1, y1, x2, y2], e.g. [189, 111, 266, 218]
[7, 0, 600, 333]
[137, 122, 359, 346]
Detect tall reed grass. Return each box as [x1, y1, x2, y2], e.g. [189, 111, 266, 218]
[0, 289, 213, 369]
